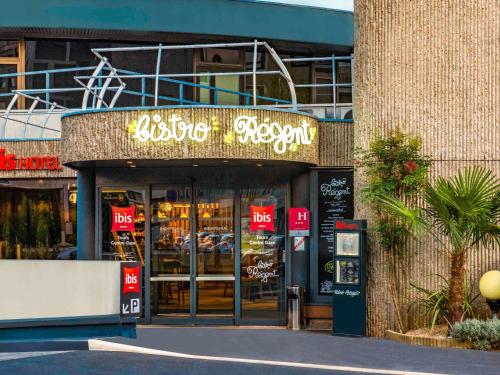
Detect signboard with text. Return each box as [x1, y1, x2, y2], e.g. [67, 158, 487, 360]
[120, 262, 142, 318]
[112, 206, 136, 232]
[250, 205, 275, 232]
[0, 148, 62, 171]
[289, 207, 310, 236]
[318, 170, 354, 295]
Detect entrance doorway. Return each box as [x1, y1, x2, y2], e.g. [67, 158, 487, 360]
[98, 182, 287, 325]
[151, 187, 235, 322]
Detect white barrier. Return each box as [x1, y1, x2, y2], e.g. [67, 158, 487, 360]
[0, 260, 120, 321]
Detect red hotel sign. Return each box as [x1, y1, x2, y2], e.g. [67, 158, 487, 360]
[250, 205, 275, 232]
[289, 207, 310, 236]
[0, 148, 62, 171]
[111, 206, 136, 232]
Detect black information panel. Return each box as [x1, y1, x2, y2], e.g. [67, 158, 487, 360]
[332, 220, 367, 337]
[318, 170, 354, 295]
[120, 261, 142, 318]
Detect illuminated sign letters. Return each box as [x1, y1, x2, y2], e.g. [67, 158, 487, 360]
[128, 113, 317, 155]
[0, 148, 62, 171]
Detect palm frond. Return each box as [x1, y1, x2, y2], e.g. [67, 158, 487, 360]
[376, 194, 428, 234]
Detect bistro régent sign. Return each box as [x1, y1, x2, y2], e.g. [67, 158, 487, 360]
[128, 113, 317, 155]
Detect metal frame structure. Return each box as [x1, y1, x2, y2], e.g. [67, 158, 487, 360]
[0, 40, 353, 140]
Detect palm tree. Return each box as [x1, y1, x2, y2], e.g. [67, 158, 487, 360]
[379, 166, 499, 327]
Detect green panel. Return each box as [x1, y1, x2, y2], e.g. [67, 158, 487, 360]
[0, 0, 353, 47]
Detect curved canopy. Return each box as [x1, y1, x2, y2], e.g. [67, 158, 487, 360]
[1, 0, 353, 47]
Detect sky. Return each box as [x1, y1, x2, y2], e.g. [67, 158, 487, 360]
[255, 0, 353, 11]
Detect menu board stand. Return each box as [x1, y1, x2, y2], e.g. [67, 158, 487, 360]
[317, 169, 354, 296]
[331, 219, 367, 337]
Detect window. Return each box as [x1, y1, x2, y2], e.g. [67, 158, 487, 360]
[0, 180, 77, 259]
[0, 39, 25, 109]
[240, 187, 286, 321]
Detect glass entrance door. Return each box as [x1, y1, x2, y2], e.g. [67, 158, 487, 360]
[151, 188, 192, 318]
[195, 189, 235, 317]
[151, 187, 235, 322]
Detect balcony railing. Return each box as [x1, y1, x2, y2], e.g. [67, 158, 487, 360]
[0, 40, 353, 140]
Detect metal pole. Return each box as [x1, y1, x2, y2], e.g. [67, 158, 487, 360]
[141, 77, 146, 107]
[263, 43, 297, 111]
[39, 102, 56, 138]
[23, 98, 40, 138]
[252, 39, 258, 106]
[332, 54, 337, 118]
[179, 84, 184, 105]
[91, 41, 266, 54]
[45, 72, 50, 109]
[81, 59, 106, 110]
[350, 54, 354, 119]
[155, 44, 163, 107]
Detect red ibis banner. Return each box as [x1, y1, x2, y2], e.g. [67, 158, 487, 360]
[0, 148, 62, 171]
[250, 205, 275, 232]
[289, 207, 310, 236]
[111, 206, 135, 232]
[120, 262, 142, 317]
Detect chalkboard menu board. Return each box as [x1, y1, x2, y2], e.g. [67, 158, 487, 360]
[318, 170, 354, 295]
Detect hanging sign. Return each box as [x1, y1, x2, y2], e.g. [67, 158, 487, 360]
[120, 261, 142, 318]
[0, 148, 62, 171]
[250, 205, 275, 232]
[289, 207, 310, 236]
[111, 206, 135, 232]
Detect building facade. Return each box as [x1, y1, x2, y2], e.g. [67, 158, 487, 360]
[0, 0, 354, 326]
[355, 0, 499, 336]
[0, 0, 497, 333]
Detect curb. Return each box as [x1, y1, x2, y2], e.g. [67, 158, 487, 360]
[0, 340, 89, 352]
[385, 330, 472, 349]
[88, 339, 446, 375]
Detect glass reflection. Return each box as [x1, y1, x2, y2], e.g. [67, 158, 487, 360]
[151, 188, 191, 316]
[196, 189, 234, 315]
[240, 187, 286, 321]
[101, 188, 145, 264]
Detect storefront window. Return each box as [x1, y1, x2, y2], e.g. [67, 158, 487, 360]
[0, 180, 77, 259]
[240, 187, 286, 321]
[0, 64, 17, 109]
[151, 187, 191, 316]
[196, 189, 235, 315]
[100, 188, 146, 264]
[25, 39, 194, 108]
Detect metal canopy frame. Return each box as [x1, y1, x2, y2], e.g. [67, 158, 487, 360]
[76, 40, 298, 111]
[0, 40, 353, 140]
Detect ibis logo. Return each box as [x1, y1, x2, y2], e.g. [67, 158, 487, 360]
[250, 205, 275, 232]
[122, 265, 141, 294]
[111, 206, 135, 232]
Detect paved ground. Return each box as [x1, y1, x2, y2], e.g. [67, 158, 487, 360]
[0, 327, 498, 374]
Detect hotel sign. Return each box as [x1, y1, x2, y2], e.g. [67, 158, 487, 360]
[128, 113, 317, 155]
[0, 148, 62, 171]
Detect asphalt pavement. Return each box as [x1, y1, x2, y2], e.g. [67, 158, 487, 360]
[0, 327, 498, 374]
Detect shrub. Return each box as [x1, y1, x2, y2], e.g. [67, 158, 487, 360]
[411, 274, 479, 330]
[451, 318, 500, 350]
